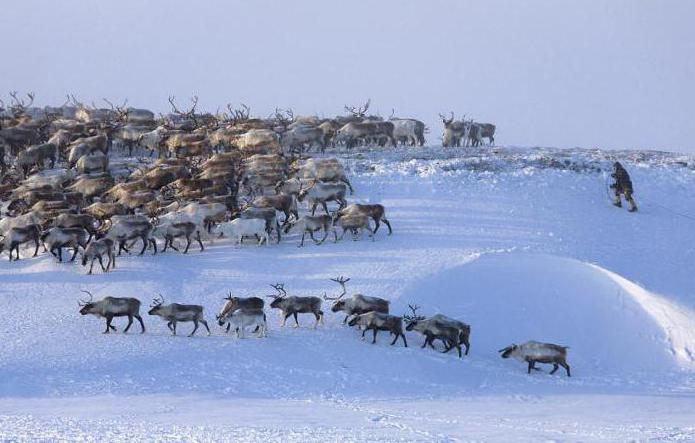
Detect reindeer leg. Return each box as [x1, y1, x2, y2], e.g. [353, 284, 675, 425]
[123, 315, 134, 333]
[382, 218, 393, 235]
[372, 329, 378, 344]
[138, 235, 148, 255]
[57, 247, 63, 262]
[281, 313, 290, 327]
[462, 337, 470, 356]
[561, 362, 571, 377]
[88, 258, 96, 275]
[316, 229, 328, 245]
[183, 235, 191, 254]
[550, 364, 559, 375]
[299, 231, 306, 247]
[150, 238, 158, 255]
[33, 238, 40, 257]
[129, 313, 143, 333]
[311, 202, 318, 216]
[401, 333, 408, 347]
[196, 231, 204, 251]
[104, 316, 114, 334]
[166, 321, 174, 332]
[372, 218, 380, 234]
[189, 320, 199, 336]
[321, 201, 329, 215]
[390, 333, 398, 345]
[70, 246, 80, 262]
[201, 320, 211, 336]
[293, 312, 299, 327]
[97, 256, 106, 272]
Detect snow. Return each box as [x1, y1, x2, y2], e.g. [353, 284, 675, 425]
[1, 145, 695, 441]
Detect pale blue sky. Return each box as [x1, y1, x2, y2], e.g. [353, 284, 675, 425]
[1, 1, 693, 151]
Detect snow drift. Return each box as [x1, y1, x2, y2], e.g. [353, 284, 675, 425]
[400, 252, 695, 376]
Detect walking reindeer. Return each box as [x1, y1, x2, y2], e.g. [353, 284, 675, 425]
[147, 294, 211, 336]
[267, 283, 324, 328]
[78, 290, 146, 334]
[323, 276, 389, 323]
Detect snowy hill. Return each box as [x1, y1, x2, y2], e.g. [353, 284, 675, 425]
[1, 146, 695, 441]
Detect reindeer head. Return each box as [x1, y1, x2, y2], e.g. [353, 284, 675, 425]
[439, 112, 455, 128]
[78, 290, 96, 315]
[8, 91, 35, 118]
[296, 180, 316, 202]
[498, 344, 518, 359]
[216, 291, 237, 325]
[147, 294, 165, 315]
[267, 283, 287, 308]
[403, 304, 426, 330]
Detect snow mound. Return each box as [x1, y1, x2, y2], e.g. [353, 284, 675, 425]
[400, 252, 695, 374]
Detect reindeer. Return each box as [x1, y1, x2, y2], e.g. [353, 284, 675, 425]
[403, 305, 470, 358]
[250, 193, 297, 225]
[389, 111, 426, 146]
[333, 212, 375, 241]
[40, 227, 89, 262]
[439, 112, 467, 147]
[323, 276, 389, 323]
[153, 220, 204, 253]
[267, 283, 323, 328]
[78, 290, 145, 334]
[76, 151, 109, 174]
[101, 217, 157, 256]
[293, 158, 353, 194]
[211, 218, 268, 246]
[81, 238, 115, 274]
[0, 224, 41, 260]
[348, 311, 408, 347]
[236, 207, 282, 243]
[297, 181, 347, 215]
[223, 308, 267, 338]
[336, 121, 395, 149]
[54, 213, 100, 241]
[148, 294, 210, 336]
[499, 341, 571, 376]
[336, 204, 392, 235]
[216, 293, 265, 333]
[285, 214, 336, 247]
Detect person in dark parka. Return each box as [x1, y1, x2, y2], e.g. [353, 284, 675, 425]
[610, 161, 637, 212]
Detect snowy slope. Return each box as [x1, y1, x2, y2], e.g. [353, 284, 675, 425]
[1, 146, 695, 441]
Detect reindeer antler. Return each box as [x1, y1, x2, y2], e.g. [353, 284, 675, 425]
[268, 283, 287, 298]
[78, 290, 94, 306]
[150, 293, 165, 308]
[439, 112, 454, 125]
[403, 303, 425, 322]
[344, 99, 371, 117]
[323, 276, 350, 300]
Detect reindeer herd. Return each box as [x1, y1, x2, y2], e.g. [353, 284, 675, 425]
[0, 93, 418, 270]
[77, 276, 571, 376]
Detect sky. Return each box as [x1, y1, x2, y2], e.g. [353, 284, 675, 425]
[1, 0, 694, 152]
